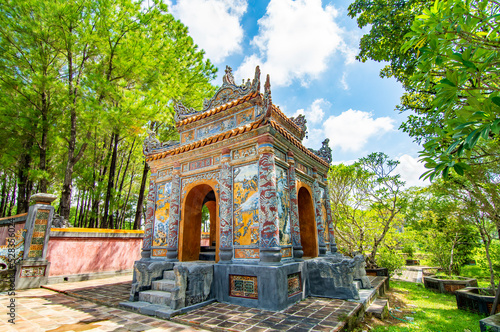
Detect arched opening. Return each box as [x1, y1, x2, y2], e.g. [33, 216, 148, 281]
[298, 186, 318, 258]
[179, 184, 217, 261]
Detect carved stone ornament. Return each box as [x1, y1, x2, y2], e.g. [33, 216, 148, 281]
[290, 114, 308, 136]
[143, 130, 161, 155]
[309, 138, 332, 164]
[174, 66, 261, 122]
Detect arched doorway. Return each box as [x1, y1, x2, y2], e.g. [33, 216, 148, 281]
[179, 184, 217, 261]
[298, 186, 318, 257]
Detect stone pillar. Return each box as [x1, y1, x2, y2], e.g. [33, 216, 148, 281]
[166, 162, 181, 261]
[324, 184, 338, 254]
[258, 135, 281, 264]
[287, 151, 303, 260]
[140, 172, 156, 260]
[312, 168, 327, 256]
[15, 193, 56, 289]
[218, 148, 233, 263]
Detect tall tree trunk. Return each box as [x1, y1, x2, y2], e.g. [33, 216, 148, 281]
[8, 179, 16, 216]
[103, 132, 119, 229]
[17, 138, 33, 214]
[39, 91, 49, 193]
[0, 173, 7, 218]
[134, 162, 149, 230]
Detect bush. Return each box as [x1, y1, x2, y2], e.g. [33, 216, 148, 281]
[376, 247, 405, 275]
[473, 240, 500, 279]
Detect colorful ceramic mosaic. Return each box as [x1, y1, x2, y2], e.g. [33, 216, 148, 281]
[151, 248, 167, 257]
[143, 177, 156, 250]
[232, 145, 257, 160]
[313, 181, 326, 247]
[320, 186, 330, 246]
[276, 166, 291, 246]
[287, 272, 302, 297]
[233, 163, 259, 246]
[152, 181, 171, 247]
[325, 187, 336, 247]
[281, 247, 292, 258]
[229, 274, 258, 299]
[20, 265, 46, 278]
[218, 152, 233, 249]
[28, 209, 49, 258]
[167, 168, 181, 249]
[0, 228, 24, 270]
[234, 248, 260, 259]
[189, 157, 212, 171]
[258, 151, 280, 248]
[288, 158, 301, 248]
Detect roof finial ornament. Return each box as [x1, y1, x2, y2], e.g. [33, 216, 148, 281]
[253, 66, 261, 92]
[222, 65, 235, 86]
[264, 74, 272, 117]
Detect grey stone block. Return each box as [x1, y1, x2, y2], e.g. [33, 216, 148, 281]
[152, 279, 177, 292]
[139, 290, 172, 306]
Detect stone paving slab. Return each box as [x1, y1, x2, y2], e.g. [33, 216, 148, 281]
[0, 287, 208, 332]
[172, 298, 362, 332]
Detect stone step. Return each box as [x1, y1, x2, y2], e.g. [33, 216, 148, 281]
[139, 290, 172, 306]
[199, 252, 216, 261]
[200, 246, 216, 252]
[366, 299, 389, 319]
[163, 270, 175, 280]
[152, 279, 177, 292]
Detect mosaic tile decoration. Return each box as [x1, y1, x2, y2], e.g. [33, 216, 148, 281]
[281, 247, 292, 258]
[28, 209, 49, 258]
[20, 266, 46, 278]
[153, 182, 171, 247]
[287, 272, 302, 297]
[276, 166, 291, 246]
[233, 163, 259, 246]
[151, 248, 167, 257]
[189, 157, 212, 171]
[234, 248, 259, 259]
[320, 186, 329, 246]
[229, 275, 258, 299]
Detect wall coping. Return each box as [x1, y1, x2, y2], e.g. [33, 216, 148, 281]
[50, 228, 144, 238]
[0, 213, 28, 226]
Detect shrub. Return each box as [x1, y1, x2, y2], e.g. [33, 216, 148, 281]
[376, 247, 405, 275]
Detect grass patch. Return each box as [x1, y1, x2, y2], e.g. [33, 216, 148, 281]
[356, 280, 485, 331]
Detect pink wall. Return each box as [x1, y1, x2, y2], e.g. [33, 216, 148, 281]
[0, 214, 27, 246]
[47, 235, 142, 276]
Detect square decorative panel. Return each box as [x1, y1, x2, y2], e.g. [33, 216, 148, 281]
[287, 272, 302, 297]
[229, 275, 258, 299]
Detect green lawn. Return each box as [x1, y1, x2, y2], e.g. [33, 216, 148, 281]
[358, 280, 486, 332]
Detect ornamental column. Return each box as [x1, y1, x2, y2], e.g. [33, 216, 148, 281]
[258, 135, 281, 264]
[287, 151, 303, 260]
[313, 167, 327, 256]
[166, 162, 181, 261]
[218, 148, 233, 263]
[140, 172, 156, 260]
[324, 184, 338, 254]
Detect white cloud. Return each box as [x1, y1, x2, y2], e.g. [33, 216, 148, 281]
[323, 109, 395, 152]
[395, 154, 430, 187]
[292, 98, 328, 124]
[236, 0, 345, 87]
[340, 72, 349, 90]
[168, 0, 247, 63]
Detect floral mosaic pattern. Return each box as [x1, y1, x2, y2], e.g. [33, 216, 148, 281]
[276, 166, 291, 246]
[313, 181, 326, 247]
[233, 163, 259, 246]
[219, 154, 233, 249]
[230, 275, 258, 299]
[153, 182, 171, 247]
[259, 152, 280, 248]
[167, 171, 181, 249]
[320, 187, 329, 247]
[288, 163, 301, 248]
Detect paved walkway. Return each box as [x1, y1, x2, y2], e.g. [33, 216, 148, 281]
[391, 266, 434, 283]
[1, 272, 388, 331]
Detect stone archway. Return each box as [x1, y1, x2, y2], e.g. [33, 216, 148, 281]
[297, 186, 318, 258]
[179, 184, 217, 261]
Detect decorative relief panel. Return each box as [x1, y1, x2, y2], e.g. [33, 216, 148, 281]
[237, 108, 253, 125]
[281, 247, 292, 258]
[276, 166, 291, 246]
[189, 157, 212, 171]
[233, 164, 259, 246]
[157, 168, 172, 179]
[20, 266, 46, 278]
[213, 156, 221, 165]
[275, 149, 286, 161]
[28, 209, 49, 258]
[234, 248, 259, 259]
[153, 182, 171, 247]
[230, 275, 258, 299]
[320, 186, 329, 245]
[151, 248, 167, 257]
[232, 145, 257, 160]
[287, 272, 302, 297]
[181, 171, 220, 201]
[296, 162, 308, 174]
[181, 130, 195, 144]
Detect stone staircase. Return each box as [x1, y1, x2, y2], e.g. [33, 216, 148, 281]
[199, 246, 216, 261]
[121, 270, 179, 319]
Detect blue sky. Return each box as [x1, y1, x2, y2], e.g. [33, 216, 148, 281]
[164, 0, 429, 187]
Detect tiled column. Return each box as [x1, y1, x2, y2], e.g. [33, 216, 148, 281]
[258, 135, 281, 264]
[166, 162, 181, 261]
[312, 168, 327, 256]
[287, 151, 303, 260]
[141, 173, 156, 260]
[324, 184, 338, 254]
[218, 148, 233, 263]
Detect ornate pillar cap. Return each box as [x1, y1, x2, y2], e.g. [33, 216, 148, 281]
[221, 148, 231, 155]
[30, 193, 57, 205]
[258, 135, 274, 145]
[287, 151, 294, 158]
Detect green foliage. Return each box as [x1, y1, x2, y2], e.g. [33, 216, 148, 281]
[329, 152, 406, 267]
[376, 247, 405, 276]
[473, 240, 500, 280]
[401, 0, 500, 179]
[402, 243, 415, 259]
